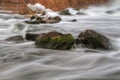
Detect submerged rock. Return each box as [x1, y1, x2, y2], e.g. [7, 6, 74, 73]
[76, 12, 86, 15]
[69, 19, 77, 22]
[106, 10, 115, 14]
[6, 35, 24, 42]
[75, 29, 112, 50]
[35, 31, 74, 50]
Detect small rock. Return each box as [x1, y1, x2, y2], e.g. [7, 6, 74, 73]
[6, 35, 24, 42]
[106, 10, 114, 14]
[69, 19, 77, 22]
[75, 29, 112, 50]
[76, 12, 86, 15]
[59, 9, 71, 15]
[45, 16, 62, 23]
[35, 31, 74, 50]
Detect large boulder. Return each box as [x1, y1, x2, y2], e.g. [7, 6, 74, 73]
[35, 31, 74, 50]
[75, 29, 112, 50]
[5, 35, 24, 42]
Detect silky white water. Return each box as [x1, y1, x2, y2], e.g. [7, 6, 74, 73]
[0, 0, 120, 80]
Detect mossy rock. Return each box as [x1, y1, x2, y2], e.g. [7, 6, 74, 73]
[35, 31, 74, 50]
[76, 29, 112, 50]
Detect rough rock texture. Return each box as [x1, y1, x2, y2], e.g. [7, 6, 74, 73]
[76, 29, 112, 50]
[35, 31, 74, 50]
[6, 35, 24, 42]
[0, 0, 108, 14]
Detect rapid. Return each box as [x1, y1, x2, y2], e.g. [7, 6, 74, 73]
[0, 0, 120, 80]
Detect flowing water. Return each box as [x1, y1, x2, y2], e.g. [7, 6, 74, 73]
[0, 0, 120, 80]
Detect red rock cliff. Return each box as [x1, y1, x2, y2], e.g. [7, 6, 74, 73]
[0, 0, 108, 14]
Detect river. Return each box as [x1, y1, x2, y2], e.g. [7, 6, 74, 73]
[0, 0, 120, 80]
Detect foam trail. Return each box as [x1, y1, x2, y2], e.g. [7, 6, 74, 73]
[0, 23, 28, 34]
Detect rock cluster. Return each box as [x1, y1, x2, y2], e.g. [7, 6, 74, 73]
[26, 15, 61, 24]
[25, 3, 61, 24]
[5, 29, 112, 50]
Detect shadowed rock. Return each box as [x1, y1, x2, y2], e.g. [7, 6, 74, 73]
[75, 29, 112, 50]
[25, 33, 39, 41]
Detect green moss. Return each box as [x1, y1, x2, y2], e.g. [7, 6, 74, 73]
[35, 33, 74, 50]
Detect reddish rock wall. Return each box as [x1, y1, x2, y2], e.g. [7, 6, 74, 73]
[0, 0, 108, 14]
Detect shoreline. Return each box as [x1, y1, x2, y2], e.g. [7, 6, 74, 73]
[0, 0, 108, 14]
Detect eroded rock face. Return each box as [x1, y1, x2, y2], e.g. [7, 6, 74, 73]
[35, 31, 74, 50]
[76, 29, 112, 50]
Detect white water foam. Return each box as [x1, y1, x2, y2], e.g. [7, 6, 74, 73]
[0, 0, 120, 80]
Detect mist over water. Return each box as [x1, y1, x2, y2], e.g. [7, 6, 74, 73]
[79, 0, 120, 16]
[0, 0, 120, 80]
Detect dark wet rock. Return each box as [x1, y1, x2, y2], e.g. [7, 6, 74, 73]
[35, 31, 74, 50]
[75, 29, 112, 50]
[106, 10, 115, 14]
[25, 33, 39, 41]
[59, 9, 71, 15]
[25, 15, 61, 24]
[69, 19, 77, 22]
[5, 35, 24, 42]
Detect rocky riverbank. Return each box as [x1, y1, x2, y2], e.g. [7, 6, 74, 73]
[0, 0, 108, 14]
